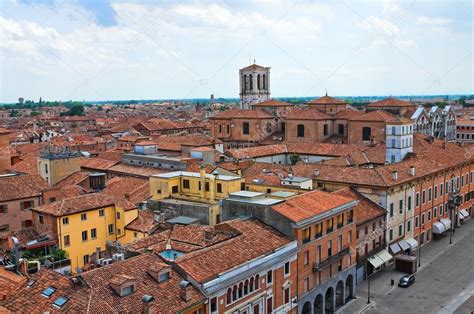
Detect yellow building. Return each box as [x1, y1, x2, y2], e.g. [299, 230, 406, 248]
[37, 148, 81, 186]
[32, 193, 138, 273]
[150, 167, 244, 225]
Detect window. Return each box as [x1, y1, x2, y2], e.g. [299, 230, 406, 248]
[108, 224, 114, 235]
[440, 204, 443, 216]
[63, 235, 70, 247]
[315, 222, 322, 238]
[205, 182, 210, 191]
[399, 200, 403, 214]
[122, 285, 134, 296]
[183, 179, 190, 189]
[210, 297, 217, 313]
[39, 215, 44, 224]
[284, 287, 290, 304]
[0, 204, 8, 214]
[284, 261, 290, 276]
[303, 251, 309, 265]
[217, 183, 222, 193]
[416, 193, 420, 207]
[421, 213, 425, 225]
[327, 218, 334, 232]
[407, 220, 411, 232]
[440, 184, 444, 196]
[302, 227, 311, 244]
[172, 185, 179, 193]
[53, 296, 69, 308]
[82, 231, 88, 242]
[362, 127, 371, 141]
[49, 197, 56, 203]
[415, 216, 419, 227]
[428, 188, 432, 202]
[398, 225, 403, 236]
[338, 234, 343, 252]
[44, 164, 48, 174]
[433, 207, 437, 218]
[408, 196, 412, 210]
[243, 122, 250, 135]
[328, 239, 332, 257]
[116, 212, 121, 219]
[81, 213, 87, 221]
[99, 209, 104, 217]
[266, 270, 273, 284]
[20, 201, 34, 210]
[91, 228, 97, 239]
[297, 124, 305, 137]
[304, 277, 310, 292]
[389, 229, 393, 241]
[428, 210, 431, 221]
[323, 124, 329, 136]
[266, 296, 273, 313]
[422, 190, 426, 204]
[434, 186, 438, 199]
[83, 255, 89, 265]
[41, 286, 56, 298]
[389, 203, 394, 217]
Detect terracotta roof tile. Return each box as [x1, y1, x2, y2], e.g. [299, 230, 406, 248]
[348, 110, 394, 122]
[333, 189, 386, 224]
[367, 97, 415, 108]
[286, 108, 331, 120]
[210, 109, 274, 120]
[308, 94, 347, 105]
[272, 189, 355, 222]
[0, 174, 50, 202]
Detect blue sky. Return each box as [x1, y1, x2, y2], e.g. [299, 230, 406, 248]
[0, 0, 472, 102]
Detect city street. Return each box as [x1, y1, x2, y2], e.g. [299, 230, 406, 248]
[342, 219, 474, 313]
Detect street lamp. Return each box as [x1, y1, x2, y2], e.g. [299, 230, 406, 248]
[366, 259, 372, 304]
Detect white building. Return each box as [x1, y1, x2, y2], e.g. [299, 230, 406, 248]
[239, 63, 270, 109]
[385, 117, 414, 164]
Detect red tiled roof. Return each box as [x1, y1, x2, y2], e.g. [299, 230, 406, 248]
[367, 97, 415, 108]
[210, 109, 274, 120]
[272, 189, 355, 223]
[0, 174, 49, 202]
[348, 110, 394, 122]
[125, 210, 159, 234]
[333, 189, 386, 225]
[286, 108, 331, 120]
[175, 219, 291, 283]
[251, 99, 294, 107]
[32, 193, 135, 216]
[308, 94, 347, 105]
[80, 157, 119, 171]
[78, 253, 206, 313]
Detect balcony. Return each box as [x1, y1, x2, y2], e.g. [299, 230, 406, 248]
[327, 227, 333, 233]
[337, 222, 344, 228]
[313, 247, 350, 272]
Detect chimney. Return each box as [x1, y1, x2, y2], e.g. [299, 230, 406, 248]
[142, 295, 156, 314]
[313, 170, 320, 177]
[410, 166, 415, 176]
[180, 280, 192, 302]
[392, 171, 398, 181]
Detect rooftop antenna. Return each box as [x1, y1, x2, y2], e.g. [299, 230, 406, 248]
[254, 58, 256, 64]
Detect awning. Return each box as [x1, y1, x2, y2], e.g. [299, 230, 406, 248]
[389, 243, 401, 254]
[432, 221, 446, 234]
[398, 240, 410, 251]
[460, 209, 470, 218]
[440, 218, 451, 230]
[458, 212, 466, 219]
[368, 254, 385, 268]
[376, 249, 393, 263]
[406, 238, 418, 250]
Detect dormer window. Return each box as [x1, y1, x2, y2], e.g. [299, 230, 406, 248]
[148, 265, 172, 283]
[109, 275, 137, 297]
[41, 286, 56, 298]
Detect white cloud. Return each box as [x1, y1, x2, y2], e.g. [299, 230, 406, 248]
[417, 16, 452, 26]
[394, 39, 416, 49]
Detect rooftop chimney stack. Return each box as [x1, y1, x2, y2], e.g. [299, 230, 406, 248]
[179, 280, 192, 302]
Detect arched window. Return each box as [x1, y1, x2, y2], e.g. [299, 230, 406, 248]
[362, 127, 371, 141]
[263, 74, 266, 89]
[255, 274, 260, 290]
[250, 277, 254, 292]
[244, 75, 248, 90]
[244, 280, 249, 295]
[238, 282, 243, 298]
[227, 288, 232, 304]
[232, 285, 237, 301]
[257, 74, 261, 89]
[249, 74, 253, 90]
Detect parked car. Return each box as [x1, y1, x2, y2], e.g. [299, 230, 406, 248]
[398, 274, 415, 287]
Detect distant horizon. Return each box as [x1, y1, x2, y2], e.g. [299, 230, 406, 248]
[1, 93, 472, 106]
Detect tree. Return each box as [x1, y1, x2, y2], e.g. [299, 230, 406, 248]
[289, 154, 300, 165]
[60, 104, 85, 116]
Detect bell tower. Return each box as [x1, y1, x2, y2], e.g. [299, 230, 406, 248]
[239, 63, 270, 109]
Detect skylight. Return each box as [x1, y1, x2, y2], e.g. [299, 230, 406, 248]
[41, 286, 56, 298]
[53, 296, 69, 308]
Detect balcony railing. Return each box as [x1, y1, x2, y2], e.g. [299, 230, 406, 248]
[313, 247, 350, 272]
[337, 223, 344, 228]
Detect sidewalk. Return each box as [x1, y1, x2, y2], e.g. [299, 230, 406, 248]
[340, 219, 474, 313]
